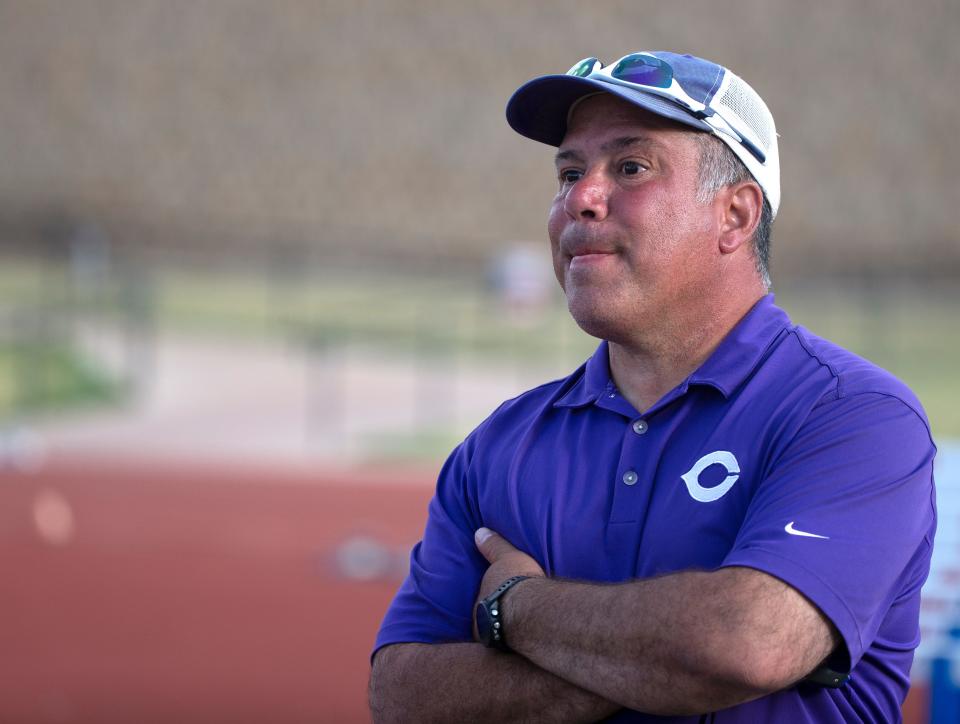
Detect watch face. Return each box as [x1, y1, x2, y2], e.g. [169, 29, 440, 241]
[476, 576, 530, 650]
[476, 602, 494, 647]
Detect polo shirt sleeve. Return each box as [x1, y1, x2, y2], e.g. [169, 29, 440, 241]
[720, 391, 936, 670]
[372, 436, 488, 659]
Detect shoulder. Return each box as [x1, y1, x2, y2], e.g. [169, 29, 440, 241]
[785, 325, 931, 434]
[740, 318, 935, 474]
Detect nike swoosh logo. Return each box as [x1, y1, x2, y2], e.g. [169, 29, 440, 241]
[785, 521, 829, 539]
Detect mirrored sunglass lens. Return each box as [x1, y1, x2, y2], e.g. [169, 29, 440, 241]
[567, 57, 599, 78]
[611, 55, 673, 88]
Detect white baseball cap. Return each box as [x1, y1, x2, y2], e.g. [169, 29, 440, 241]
[506, 51, 780, 218]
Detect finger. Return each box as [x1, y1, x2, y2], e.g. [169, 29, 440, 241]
[474, 527, 517, 563]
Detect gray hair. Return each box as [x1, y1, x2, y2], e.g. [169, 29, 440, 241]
[694, 134, 773, 289]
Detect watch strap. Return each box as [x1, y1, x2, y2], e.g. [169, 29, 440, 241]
[479, 575, 532, 650]
[802, 665, 850, 688]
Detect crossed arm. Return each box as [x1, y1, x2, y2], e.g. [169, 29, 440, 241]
[369, 528, 839, 722]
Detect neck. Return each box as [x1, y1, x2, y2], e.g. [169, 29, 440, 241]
[607, 291, 765, 413]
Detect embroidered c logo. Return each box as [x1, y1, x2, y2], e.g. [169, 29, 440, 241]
[680, 450, 740, 502]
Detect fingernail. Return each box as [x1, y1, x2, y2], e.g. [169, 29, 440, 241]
[475, 527, 492, 545]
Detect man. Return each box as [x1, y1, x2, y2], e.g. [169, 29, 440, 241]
[368, 51, 937, 722]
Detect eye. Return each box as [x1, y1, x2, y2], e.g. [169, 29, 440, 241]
[620, 160, 646, 176]
[559, 169, 583, 184]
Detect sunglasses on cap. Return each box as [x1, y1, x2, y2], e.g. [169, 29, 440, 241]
[567, 54, 767, 165]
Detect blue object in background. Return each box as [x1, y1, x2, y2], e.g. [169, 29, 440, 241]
[925, 442, 960, 723]
[930, 625, 960, 723]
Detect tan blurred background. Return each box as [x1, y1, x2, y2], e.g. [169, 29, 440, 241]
[0, 1, 958, 722]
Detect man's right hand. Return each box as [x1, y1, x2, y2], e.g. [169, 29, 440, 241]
[473, 527, 545, 640]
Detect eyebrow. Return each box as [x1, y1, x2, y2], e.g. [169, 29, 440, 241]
[554, 135, 660, 166]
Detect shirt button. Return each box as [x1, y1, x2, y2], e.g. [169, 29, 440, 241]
[632, 420, 649, 435]
[622, 470, 638, 486]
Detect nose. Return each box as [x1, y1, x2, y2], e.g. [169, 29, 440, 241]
[563, 169, 610, 221]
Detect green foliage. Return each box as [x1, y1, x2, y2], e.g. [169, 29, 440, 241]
[0, 343, 119, 419]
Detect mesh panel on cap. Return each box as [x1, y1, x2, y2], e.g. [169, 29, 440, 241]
[714, 75, 774, 152]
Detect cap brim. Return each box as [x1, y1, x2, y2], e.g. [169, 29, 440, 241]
[506, 75, 713, 146]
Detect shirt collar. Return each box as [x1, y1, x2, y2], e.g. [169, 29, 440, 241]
[686, 294, 791, 397]
[553, 294, 790, 409]
[553, 341, 614, 409]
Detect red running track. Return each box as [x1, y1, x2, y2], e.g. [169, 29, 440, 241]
[0, 458, 436, 724]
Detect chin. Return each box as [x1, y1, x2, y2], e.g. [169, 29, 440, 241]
[567, 301, 627, 343]
[565, 284, 652, 344]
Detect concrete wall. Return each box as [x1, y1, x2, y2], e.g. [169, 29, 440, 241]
[0, 0, 957, 275]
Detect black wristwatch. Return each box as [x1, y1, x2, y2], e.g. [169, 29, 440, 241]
[803, 665, 850, 688]
[475, 575, 531, 651]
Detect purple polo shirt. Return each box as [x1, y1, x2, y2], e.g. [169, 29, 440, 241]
[374, 295, 937, 722]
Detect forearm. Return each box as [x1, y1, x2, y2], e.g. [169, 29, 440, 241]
[369, 641, 621, 724]
[506, 568, 836, 715]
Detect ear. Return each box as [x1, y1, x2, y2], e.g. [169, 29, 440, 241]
[717, 181, 763, 255]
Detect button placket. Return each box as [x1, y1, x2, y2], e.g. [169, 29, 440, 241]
[609, 414, 653, 524]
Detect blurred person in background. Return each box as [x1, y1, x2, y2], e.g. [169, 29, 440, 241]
[369, 50, 936, 722]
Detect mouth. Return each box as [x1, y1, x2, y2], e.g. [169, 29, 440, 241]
[568, 250, 617, 269]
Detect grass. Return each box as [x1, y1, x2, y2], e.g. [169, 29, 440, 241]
[0, 342, 119, 419]
[0, 259, 127, 419]
[157, 268, 594, 363]
[362, 427, 468, 463]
